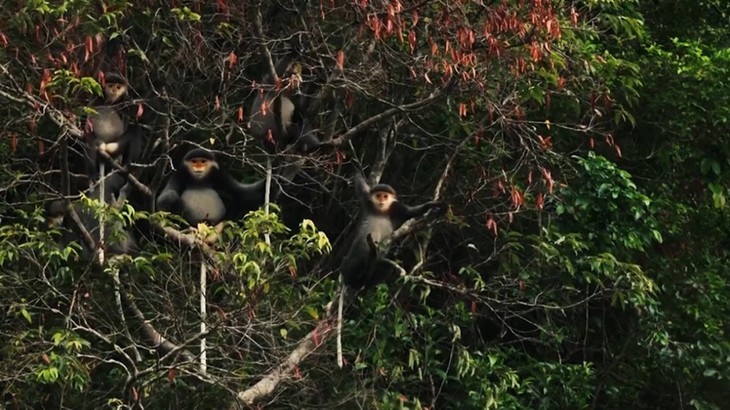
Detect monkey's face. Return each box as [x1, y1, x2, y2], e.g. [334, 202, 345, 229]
[104, 83, 127, 104]
[187, 158, 217, 180]
[370, 191, 396, 213]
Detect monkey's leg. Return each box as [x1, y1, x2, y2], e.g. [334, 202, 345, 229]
[200, 260, 208, 374]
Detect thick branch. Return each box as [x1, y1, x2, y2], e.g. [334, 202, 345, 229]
[97, 149, 153, 197]
[230, 295, 342, 408]
[66, 206, 98, 251]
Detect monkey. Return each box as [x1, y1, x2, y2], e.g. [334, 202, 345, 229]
[340, 174, 446, 289]
[335, 174, 446, 367]
[248, 51, 320, 154]
[44, 196, 137, 257]
[45, 199, 69, 229]
[85, 72, 143, 199]
[156, 148, 279, 229]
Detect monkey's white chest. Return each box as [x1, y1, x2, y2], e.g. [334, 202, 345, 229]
[181, 187, 226, 224]
[92, 107, 126, 141]
[367, 215, 394, 243]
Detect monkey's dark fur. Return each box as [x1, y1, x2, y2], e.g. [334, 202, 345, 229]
[156, 149, 269, 225]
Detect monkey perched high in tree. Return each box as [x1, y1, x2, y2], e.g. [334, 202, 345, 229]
[156, 148, 271, 228]
[84, 72, 143, 202]
[341, 175, 446, 289]
[336, 173, 446, 367]
[248, 49, 319, 155]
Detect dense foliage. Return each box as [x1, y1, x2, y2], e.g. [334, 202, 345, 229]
[0, 0, 727, 409]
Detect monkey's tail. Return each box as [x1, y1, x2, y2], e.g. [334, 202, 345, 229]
[336, 275, 344, 368]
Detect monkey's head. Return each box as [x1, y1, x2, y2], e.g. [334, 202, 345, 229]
[184, 149, 219, 181]
[370, 184, 397, 213]
[103, 73, 128, 104]
[45, 199, 68, 228]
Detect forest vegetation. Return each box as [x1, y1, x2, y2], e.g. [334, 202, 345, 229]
[0, 0, 728, 409]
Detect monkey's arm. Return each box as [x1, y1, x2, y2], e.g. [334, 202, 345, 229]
[397, 201, 447, 221]
[156, 175, 184, 212]
[353, 174, 371, 203]
[218, 172, 266, 218]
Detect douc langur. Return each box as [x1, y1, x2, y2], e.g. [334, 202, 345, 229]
[248, 52, 319, 154]
[156, 148, 278, 372]
[44, 196, 137, 257]
[249, 49, 319, 245]
[156, 149, 282, 241]
[46, 199, 68, 229]
[340, 175, 446, 289]
[336, 174, 445, 367]
[85, 72, 143, 200]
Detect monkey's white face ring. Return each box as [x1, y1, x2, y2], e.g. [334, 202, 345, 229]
[104, 84, 127, 103]
[371, 194, 395, 212]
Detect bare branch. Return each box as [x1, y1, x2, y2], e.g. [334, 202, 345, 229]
[121, 289, 196, 362]
[328, 78, 455, 147]
[253, 7, 279, 83]
[231, 295, 341, 407]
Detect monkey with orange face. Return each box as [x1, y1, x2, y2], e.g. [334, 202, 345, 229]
[156, 149, 269, 228]
[340, 174, 446, 289]
[85, 72, 143, 201]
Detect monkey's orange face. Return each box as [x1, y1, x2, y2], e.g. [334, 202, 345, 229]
[371, 191, 395, 213]
[104, 83, 127, 103]
[187, 158, 215, 179]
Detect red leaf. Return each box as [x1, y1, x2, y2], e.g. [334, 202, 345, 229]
[408, 31, 416, 53]
[311, 328, 321, 346]
[136, 103, 144, 119]
[226, 52, 237, 68]
[168, 368, 176, 384]
[485, 216, 498, 236]
[336, 50, 345, 71]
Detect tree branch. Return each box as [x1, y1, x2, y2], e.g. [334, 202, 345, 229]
[230, 294, 342, 408]
[328, 78, 455, 147]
